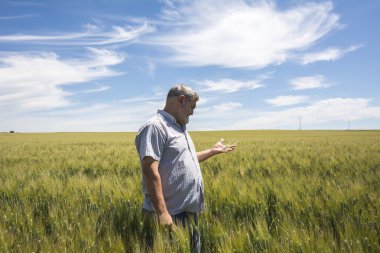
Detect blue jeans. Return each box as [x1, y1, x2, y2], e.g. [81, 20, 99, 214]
[172, 211, 201, 253]
[142, 209, 201, 253]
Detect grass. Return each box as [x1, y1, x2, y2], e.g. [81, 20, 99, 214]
[0, 130, 379, 252]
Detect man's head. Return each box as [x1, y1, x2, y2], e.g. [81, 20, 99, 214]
[165, 84, 199, 126]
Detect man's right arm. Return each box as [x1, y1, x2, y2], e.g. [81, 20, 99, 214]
[142, 156, 173, 228]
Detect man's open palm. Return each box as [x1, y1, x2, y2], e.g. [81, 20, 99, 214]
[212, 138, 237, 154]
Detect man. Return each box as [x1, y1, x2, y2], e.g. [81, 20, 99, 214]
[135, 84, 236, 252]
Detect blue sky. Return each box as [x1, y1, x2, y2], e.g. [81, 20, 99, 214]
[0, 0, 379, 132]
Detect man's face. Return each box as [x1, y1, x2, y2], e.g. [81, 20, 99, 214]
[178, 97, 196, 125]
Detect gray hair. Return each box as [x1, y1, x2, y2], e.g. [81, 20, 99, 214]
[167, 84, 199, 101]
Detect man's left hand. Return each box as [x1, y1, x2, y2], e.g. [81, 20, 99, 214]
[212, 138, 237, 154]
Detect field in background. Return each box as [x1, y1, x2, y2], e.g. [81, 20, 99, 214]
[0, 131, 379, 252]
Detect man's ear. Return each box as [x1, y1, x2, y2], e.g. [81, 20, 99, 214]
[178, 95, 186, 104]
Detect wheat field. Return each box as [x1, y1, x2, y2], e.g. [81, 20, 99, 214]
[0, 131, 379, 252]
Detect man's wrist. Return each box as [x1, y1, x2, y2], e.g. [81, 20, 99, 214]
[156, 206, 169, 215]
[209, 147, 218, 156]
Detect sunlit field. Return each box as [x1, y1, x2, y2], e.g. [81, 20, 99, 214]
[1, 131, 379, 252]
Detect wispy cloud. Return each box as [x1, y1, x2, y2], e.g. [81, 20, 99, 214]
[1, 93, 162, 132]
[118, 93, 164, 104]
[290, 75, 330, 90]
[1, 102, 158, 132]
[146, 59, 157, 77]
[198, 77, 267, 93]
[0, 48, 124, 113]
[199, 102, 242, 113]
[300, 45, 362, 64]
[0, 14, 37, 20]
[78, 86, 110, 94]
[0, 21, 153, 46]
[215, 102, 242, 112]
[151, 0, 341, 69]
[230, 98, 380, 129]
[266, 95, 309, 106]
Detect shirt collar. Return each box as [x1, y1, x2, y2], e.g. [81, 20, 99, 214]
[158, 110, 186, 130]
[158, 110, 176, 124]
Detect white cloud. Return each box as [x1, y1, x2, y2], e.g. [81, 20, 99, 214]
[0, 88, 165, 132]
[152, 0, 341, 69]
[0, 21, 153, 46]
[266, 95, 309, 106]
[230, 98, 380, 129]
[215, 102, 242, 112]
[0, 48, 124, 113]
[199, 78, 266, 93]
[1, 102, 158, 132]
[0, 91, 167, 132]
[0, 14, 37, 20]
[118, 94, 164, 104]
[147, 59, 157, 77]
[290, 75, 330, 90]
[198, 102, 242, 113]
[2, 94, 379, 132]
[301, 45, 362, 64]
[78, 86, 110, 94]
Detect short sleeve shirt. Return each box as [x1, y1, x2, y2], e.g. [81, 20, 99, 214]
[135, 110, 204, 215]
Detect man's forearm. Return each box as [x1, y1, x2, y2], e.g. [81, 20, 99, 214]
[142, 157, 173, 227]
[197, 148, 217, 162]
[142, 159, 168, 214]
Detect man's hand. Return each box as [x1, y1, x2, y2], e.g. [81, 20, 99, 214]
[197, 138, 237, 162]
[157, 210, 173, 231]
[212, 138, 237, 154]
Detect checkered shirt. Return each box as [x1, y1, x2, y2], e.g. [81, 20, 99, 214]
[135, 110, 204, 215]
